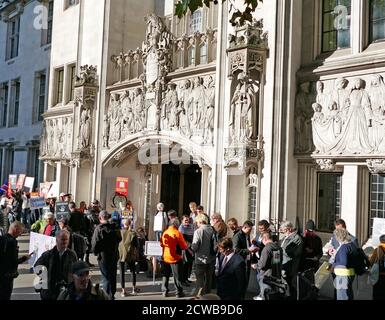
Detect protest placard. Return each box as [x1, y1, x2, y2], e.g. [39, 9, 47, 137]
[145, 241, 163, 257]
[30, 197, 46, 210]
[55, 201, 70, 221]
[28, 232, 56, 267]
[9, 174, 17, 190]
[116, 177, 129, 197]
[24, 177, 35, 192]
[16, 174, 26, 191]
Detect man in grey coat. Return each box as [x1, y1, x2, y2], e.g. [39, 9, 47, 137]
[279, 221, 303, 300]
[191, 215, 216, 297]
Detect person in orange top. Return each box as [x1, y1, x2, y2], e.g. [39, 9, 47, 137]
[160, 213, 188, 298]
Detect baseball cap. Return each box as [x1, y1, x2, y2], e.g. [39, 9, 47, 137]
[71, 261, 90, 276]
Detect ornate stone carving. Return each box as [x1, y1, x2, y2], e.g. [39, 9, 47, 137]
[75, 65, 98, 87]
[229, 72, 259, 145]
[78, 108, 91, 149]
[142, 14, 173, 90]
[105, 74, 216, 148]
[295, 81, 314, 154]
[227, 19, 268, 79]
[114, 150, 126, 161]
[315, 159, 335, 171]
[306, 74, 385, 157]
[248, 173, 258, 187]
[367, 159, 385, 174]
[224, 147, 247, 172]
[40, 116, 73, 160]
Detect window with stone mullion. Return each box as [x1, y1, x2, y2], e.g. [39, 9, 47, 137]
[322, 0, 351, 52]
[370, 0, 385, 43]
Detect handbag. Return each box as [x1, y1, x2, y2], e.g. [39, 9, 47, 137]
[368, 248, 380, 285]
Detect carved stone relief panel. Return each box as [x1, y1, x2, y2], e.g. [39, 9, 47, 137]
[104, 74, 216, 149]
[40, 116, 73, 160]
[296, 73, 385, 157]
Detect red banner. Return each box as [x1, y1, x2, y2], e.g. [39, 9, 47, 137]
[115, 177, 129, 197]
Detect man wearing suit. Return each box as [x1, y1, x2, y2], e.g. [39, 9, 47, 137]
[233, 220, 259, 297]
[216, 238, 246, 300]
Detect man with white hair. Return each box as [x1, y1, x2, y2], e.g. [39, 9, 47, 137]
[0, 221, 31, 300]
[91, 210, 122, 299]
[43, 212, 60, 237]
[153, 202, 168, 241]
[34, 230, 78, 300]
[279, 220, 303, 299]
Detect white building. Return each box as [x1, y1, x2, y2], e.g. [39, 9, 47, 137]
[42, 0, 385, 244]
[0, 0, 52, 187]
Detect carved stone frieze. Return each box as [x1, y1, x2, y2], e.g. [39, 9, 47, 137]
[75, 65, 98, 87]
[105, 74, 216, 149]
[315, 159, 335, 171]
[40, 116, 74, 161]
[297, 74, 385, 157]
[367, 159, 385, 174]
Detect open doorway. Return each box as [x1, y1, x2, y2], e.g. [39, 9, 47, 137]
[160, 163, 202, 215]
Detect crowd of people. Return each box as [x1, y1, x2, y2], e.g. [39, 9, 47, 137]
[0, 195, 385, 301]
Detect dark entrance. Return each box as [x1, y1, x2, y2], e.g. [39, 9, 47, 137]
[183, 164, 201, 214]
[160, 164, 202, 216]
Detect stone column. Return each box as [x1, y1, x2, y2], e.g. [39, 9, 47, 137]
[341, 165, 359, 237]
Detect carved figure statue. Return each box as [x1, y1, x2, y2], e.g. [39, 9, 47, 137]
[203, 76, 215, 144]
[229, 73, 257, 144]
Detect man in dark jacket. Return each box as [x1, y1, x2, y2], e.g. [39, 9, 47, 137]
[91, 210, 122, 299]
[0, 221, 30, 300]
[68, 202, 86, 235]
[233, 220, 259, 297]
[255, 232, 284, 300]
[34, 230, 78, 300]
[216, 238, 246, 300]
[57, 261, 110, 300]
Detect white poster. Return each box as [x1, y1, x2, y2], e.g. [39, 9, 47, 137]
[24, 177, 35, 191]
[46, 181, 59, 198]
[28, 232, 56, 267]
[145, 241, 162, 257]
[372, 218, 385, 246]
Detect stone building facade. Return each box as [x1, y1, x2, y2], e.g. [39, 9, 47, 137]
[0, 0, 52, 186]
[41, 0, 385, 242]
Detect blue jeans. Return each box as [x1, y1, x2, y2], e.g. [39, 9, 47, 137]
[98, 259, 118, 299]
[22, 208, 31, 228]
[334, 275, 355, 300]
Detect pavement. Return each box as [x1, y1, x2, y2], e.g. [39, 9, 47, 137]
[12, 234, 374, 301]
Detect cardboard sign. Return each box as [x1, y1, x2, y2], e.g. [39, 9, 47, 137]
[28, 232, 56, 267]
[372, 218, 385, 246]
[40, 182, 52, 198]
[55, 201, 70, 221]
[115, 177, 129, 197]
[30, 197, 46, 210]
[9, 175, 17, 190]
[46, 181, 59, 198]
[16, 174, 26, 190]
[24, 177, 35, 192]
[144, 241, 163, 257]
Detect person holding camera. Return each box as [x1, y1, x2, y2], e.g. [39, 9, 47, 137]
[0, 221, 31, 300]
[34, 230, 78, 300]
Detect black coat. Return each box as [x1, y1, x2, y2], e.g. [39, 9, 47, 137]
[91, 222, 122, 263]
[34, 246, 78, 300]
[233, 230, 250, 259]
[0, 234, 27, 279]
[68, 211, 87, 235]
[216, 253, 247, 300]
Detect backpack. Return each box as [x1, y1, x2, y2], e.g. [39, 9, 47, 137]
[351, 247, 370, 276]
